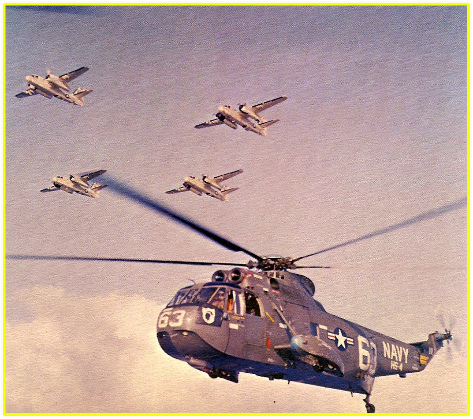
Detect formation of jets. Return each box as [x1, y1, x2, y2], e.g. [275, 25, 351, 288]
[16, 67, 92, 106]
[17, 68, 285, 200]
[166, 169, 243, 201]
[195, 96, 287, 136]
[40, 169, 107, 198]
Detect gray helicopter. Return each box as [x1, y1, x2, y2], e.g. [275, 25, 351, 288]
[9, 178, 463, 413]
[157, 264, 451, 414]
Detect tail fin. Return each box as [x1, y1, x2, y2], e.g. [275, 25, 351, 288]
[91, 182, 107, 192]
[220, 187, 239, 201]
[73, 87, 93, 105]
[411, 330, 452, 367]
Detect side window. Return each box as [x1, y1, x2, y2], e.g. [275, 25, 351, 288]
[227, 290, 245, 316]
[244, 292, 262, 317]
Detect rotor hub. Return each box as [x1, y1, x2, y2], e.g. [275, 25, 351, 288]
[247, 257, 296, 271]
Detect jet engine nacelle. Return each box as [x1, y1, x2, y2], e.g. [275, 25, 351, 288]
[239, 104, 264, 123]
[216, 113, 238, 129]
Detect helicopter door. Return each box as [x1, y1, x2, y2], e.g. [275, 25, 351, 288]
[243, 291, 266, 346]
[225, 290, 266, 358]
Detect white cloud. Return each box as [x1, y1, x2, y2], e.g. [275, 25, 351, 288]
[5, 286, 467, 414]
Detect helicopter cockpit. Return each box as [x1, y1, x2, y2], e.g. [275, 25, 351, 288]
[166, 283, 262, 317]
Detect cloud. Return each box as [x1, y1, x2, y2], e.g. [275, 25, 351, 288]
[5, 286, 467, 414]
[6, 287, 180, 413]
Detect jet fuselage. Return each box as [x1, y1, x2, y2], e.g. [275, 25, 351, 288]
[52, 176, 100, 198]
[183, 176, 227, 201]
[25, 75, 84, 106]
[217, 105, 266, 136]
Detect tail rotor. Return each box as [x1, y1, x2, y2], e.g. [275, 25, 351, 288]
[434, 306, 463, 359]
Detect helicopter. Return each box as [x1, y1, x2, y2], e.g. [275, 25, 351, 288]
[8, 177, 464, 413]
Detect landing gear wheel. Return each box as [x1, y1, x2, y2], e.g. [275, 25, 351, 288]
[364, 396, 375, 413]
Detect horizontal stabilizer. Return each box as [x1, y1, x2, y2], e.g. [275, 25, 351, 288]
[258, 119, 279, 129]
[91, 183, 107, 191]
[221, 187, 239, 201]
[73, 87, 93, 102]
[71, 88, 93, 106]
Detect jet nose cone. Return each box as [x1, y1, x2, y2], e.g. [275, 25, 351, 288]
[25, 75, 32, 83]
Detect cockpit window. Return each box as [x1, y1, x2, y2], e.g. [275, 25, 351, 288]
[209, 287, 226, 310]
[179, 288, 198, 305]
[192, 287, 218, 305]
[166, 286, 257, 316]
[166, 288, 190, 307]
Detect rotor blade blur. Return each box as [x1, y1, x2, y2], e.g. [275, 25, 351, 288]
[293, 197, 467, 262]
[293, 265, 332, 269]
[102, 175, 263, 262]
[6, 254, 248, 267]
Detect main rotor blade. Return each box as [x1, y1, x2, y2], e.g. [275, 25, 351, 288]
[293, 265, 332, 269]
[293, 197, 467, 262]
[102, 175, 263, 262]
[6, 254, 248, 267]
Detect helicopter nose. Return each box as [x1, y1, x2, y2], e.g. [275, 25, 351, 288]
[157, 330, 220, 360]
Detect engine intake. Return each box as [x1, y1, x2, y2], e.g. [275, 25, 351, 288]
[230, 268, 243, 283]
[212, 270, 226, 282]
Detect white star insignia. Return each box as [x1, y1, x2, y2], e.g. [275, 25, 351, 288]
[335, 329, 347, 349]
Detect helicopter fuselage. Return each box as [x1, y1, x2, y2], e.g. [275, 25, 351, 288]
[157, 268, 443, 401]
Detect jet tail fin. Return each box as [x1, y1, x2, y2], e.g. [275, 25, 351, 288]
[73, 87, 93, 105]
[91, 182, 107, 192]
[220, 187, 239, 201]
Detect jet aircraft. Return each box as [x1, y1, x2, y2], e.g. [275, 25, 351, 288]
[166, 169, 243, 201]
[195, 96, 287, 136]
[40, 169, 107, 198]
[16, 67, 92, 106]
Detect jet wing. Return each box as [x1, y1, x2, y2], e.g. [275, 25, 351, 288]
[212, 169, 243, 184]
[59, 66, 89, 82]
[77, 169, 107, 182]
[40, 185, 60, 192]
[165, 186, 189, 194]
[251, 96, 287, 113]
[15, 88, 38, 98]
[195, 118, 224, 129]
